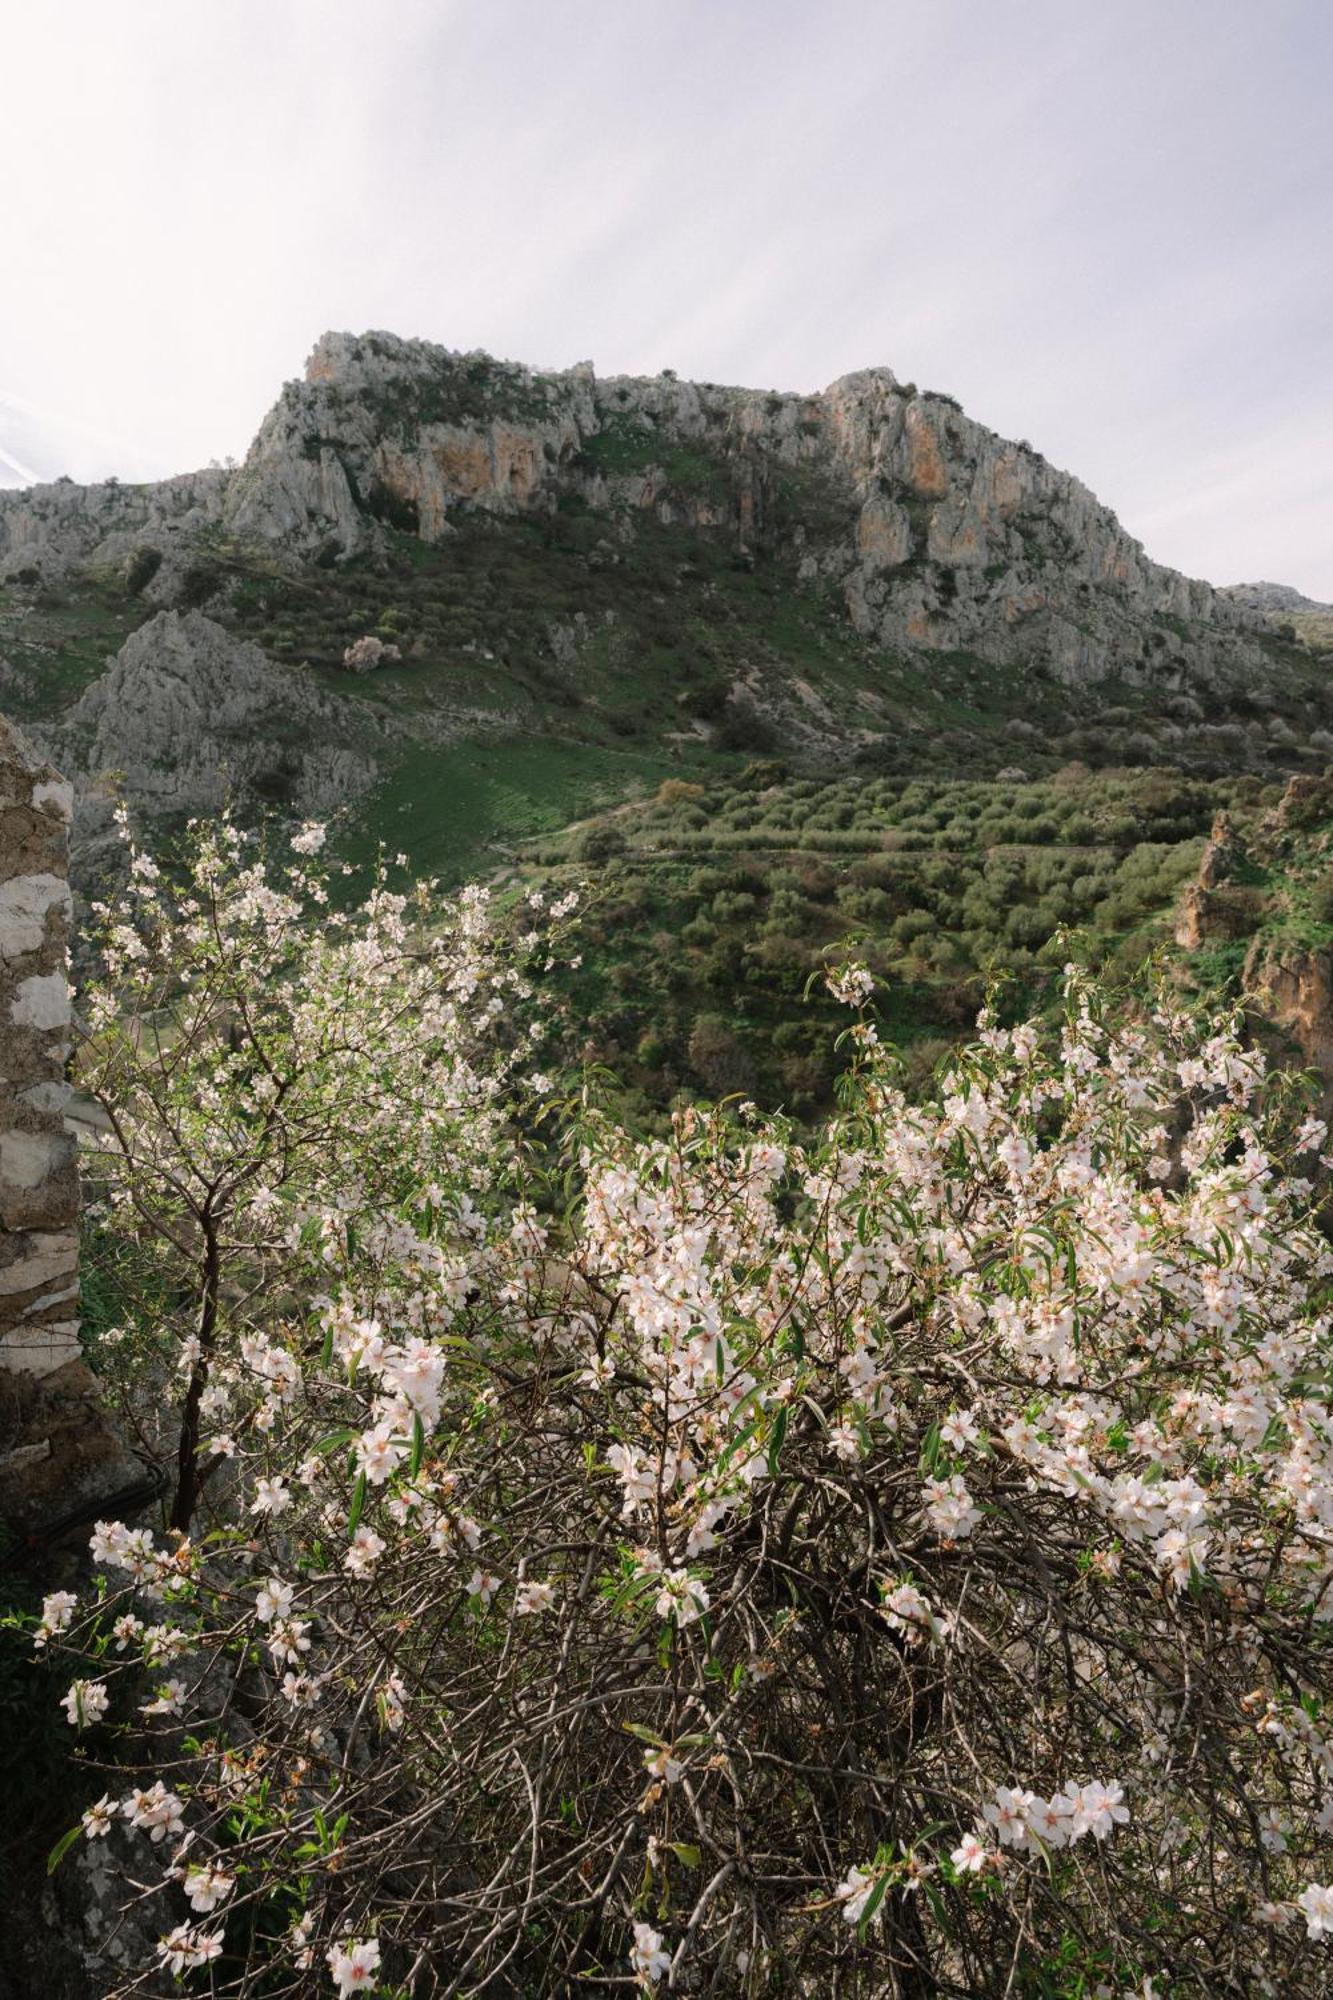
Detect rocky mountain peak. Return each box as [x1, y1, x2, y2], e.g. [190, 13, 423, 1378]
[0, 329, 1292, 705]
[196, 327, 1267, 691]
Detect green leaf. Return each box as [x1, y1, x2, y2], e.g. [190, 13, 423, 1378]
[312, 1427, 357, 1456]
[857, 1872, 889, 1939]
[668, 1842, 702, 1868]
[714, 1411, 761, 1476]
[409, 1413, 424, 1479]
[767, 1404, 788, 1478]
[47, 1823, 82, 1874]
[347, 1472, 367, 1539]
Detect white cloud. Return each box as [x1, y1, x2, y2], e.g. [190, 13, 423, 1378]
[2, 0, 1329, 592]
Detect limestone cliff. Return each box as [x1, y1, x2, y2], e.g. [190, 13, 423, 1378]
[0, 468, 228, 587]
[0, 330, 1277, 697]
[216, 331, 1268, 690]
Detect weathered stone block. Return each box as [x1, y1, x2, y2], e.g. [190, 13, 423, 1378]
[0, 870, 72, 957]
[31, 777, 73, 820]
[10, 969, 71, 1029]
[0, 1230, 80, 1295]
[1, 1127, 74, 1189]
[0, 1318, 81, 1376]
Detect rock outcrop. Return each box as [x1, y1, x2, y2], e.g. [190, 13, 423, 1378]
[0, 469, 227, 587]
[1174, 811, 1253, 948]
[1243, 940, 1333, 1075]
[54, 610, 376, 873]
[1222, 582, 1333, 618]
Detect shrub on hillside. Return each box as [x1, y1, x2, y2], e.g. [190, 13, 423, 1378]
[572, 820, 627, 862]
[686, 1011, 754, 1093]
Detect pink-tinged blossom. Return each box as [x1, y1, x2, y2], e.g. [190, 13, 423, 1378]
[111, 1612, 144, 1650]
[630, 1922, 672, 1984]
[140, 1678, 187, 1717]
[326, 1937, 381, 1993]
[127, 1782, 185, 1843]
[250, 1476, 292, 1517]
[282, 1671, 322, 1708]
[34, 1589, 77, 1648]
[183, 1861, 235, 1913]
[652, 1567, 710, 1628]
[939, 1407, 981, 1452]
[834, 1866, 882, 1926]
[1066, 1780, 1130, 1841]
[467, 1568, 501, 1607]
[61, 1679, 109, 1728]
[255, 1577, 294, 1623]
[984, 1786, 1037, 1850]
[266, 1618, 312, 1667]
[345, 1525, 386, 1577]
[923, 1473, 982, 1540]
[377, 1672, 406, 1733]
[158, 1926, 223, 1976]
[825, 962, 874, 1008]
[354, 1423, 407, 1486]
[1297, 1884, 1333, 1939]
[81, 1795, 116, 1839]
[881, 1580, 951, 1647]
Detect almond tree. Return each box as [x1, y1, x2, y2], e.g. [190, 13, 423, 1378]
[34, 832, 1333, 1997]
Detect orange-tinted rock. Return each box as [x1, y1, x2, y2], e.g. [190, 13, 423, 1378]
[856, 495, 911, 565]
[1244, 943, 1333, 1072]
[903, 404, 950, 499]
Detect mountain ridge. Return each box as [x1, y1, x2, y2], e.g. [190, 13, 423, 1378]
[0, 330, 1274, 695]
[1, 331, 1329, 903]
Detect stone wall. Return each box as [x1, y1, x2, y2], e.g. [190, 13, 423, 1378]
[0, 714, 79, 1376]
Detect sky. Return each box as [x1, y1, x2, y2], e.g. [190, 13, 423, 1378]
[3, 0, 1331, 596]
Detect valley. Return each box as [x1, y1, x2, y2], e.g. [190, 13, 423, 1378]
[2, 330, 1331, 1121]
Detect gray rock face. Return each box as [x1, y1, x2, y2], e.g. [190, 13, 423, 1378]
[0, 470, 228, 585]
[223, 330, 598, 553]
[0, 330, 1283, 700]
[211, 331, 1272, 691]
[1222, 581, 1333, 616]
[55, 610, 375, 865]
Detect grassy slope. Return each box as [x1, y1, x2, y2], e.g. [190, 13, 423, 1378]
[338, 735, 689, 884]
